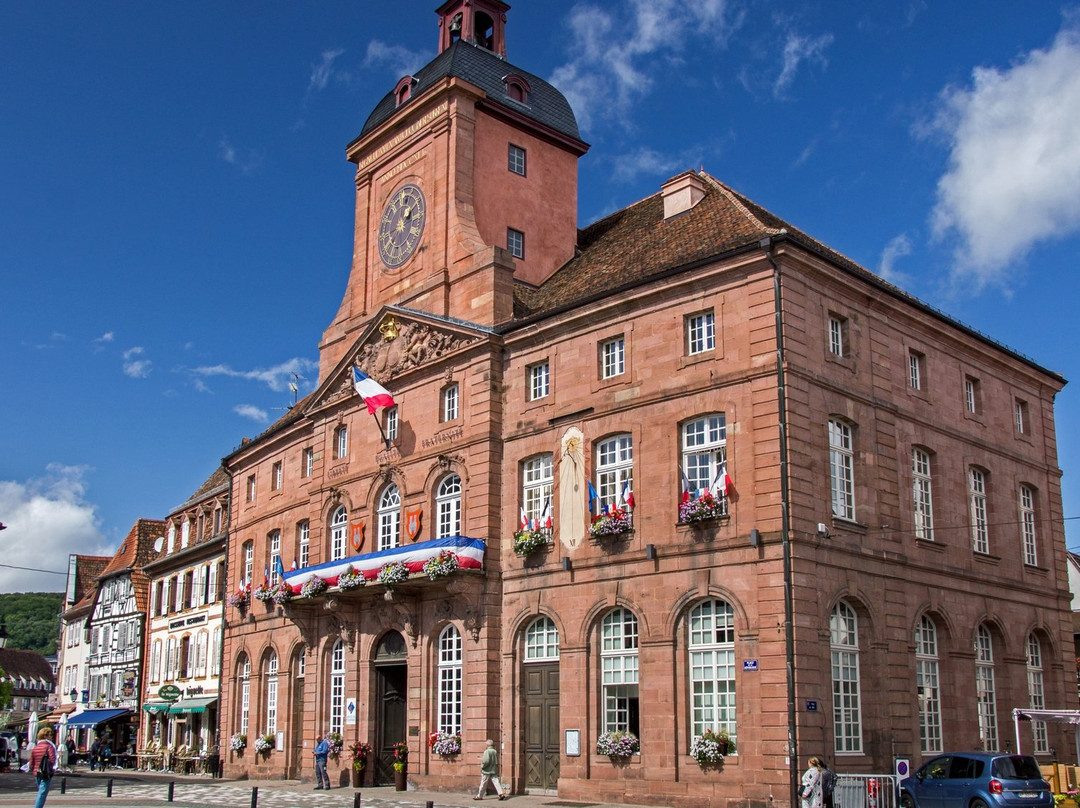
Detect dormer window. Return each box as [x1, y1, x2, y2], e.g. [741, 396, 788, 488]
[394, 76, 417, 107]
[504, 74, 530, 104]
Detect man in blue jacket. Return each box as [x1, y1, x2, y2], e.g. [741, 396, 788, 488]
[313, 732, 331, 790]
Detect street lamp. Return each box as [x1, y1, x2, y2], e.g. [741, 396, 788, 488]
[69, 689, 78, 704]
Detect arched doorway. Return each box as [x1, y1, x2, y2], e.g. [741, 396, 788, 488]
[374, 631, 407, 785]
[523, 616, 560, 792]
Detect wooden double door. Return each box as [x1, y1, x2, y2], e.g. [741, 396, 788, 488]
[523, 662, 559, 792]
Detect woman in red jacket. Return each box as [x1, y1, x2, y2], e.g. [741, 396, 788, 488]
[28, 726, 56, 808]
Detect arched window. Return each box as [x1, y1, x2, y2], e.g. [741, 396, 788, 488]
[830, 601, 862, 753]
[1027, 634, 1047, 753]
[600, 608, 639, 736]
[329, 640, 345, 735]
[915, 616, 941, 753]
[436, 474, 462, 538]
[330, 506, 348, 561]
[238, 655, 251, 735]
[525, 617, 559, 662]
[265, 651, 279, 735]
[378, 485, 401, 551]
[688, 599, 736, 746]
[975, 625, 997, 750]
[437, 625, 463, 736]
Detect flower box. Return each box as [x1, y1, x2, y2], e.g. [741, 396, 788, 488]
[596, 730, 639, 758]
[589, 509, 633, 538]
[679, 492, 727, 524]
[690, 728, 733, 766]
[428, 731, 462, 757]
[513, 528, 549, 556]
[337, 565, 365, 591]
[300, 576, 328, 599]
[377, 561, 409, 589]
[423, 552, 459, 581]
[229, 732, 247, 752]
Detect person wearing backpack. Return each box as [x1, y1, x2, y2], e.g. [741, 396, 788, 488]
[28, 726, 57, 808]
[821, 761, 838, 808]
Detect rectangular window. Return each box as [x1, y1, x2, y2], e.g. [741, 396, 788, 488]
[1020, 485, 1037, 566]
[909, 350, 924, 390]
[243, 542, 254, 586]
[507, 228, 525, 259]
[508, 144, 526, 176]
[828, 315, 847, 357]
[596, 434, 633, 515]
[302, 447, 313, 478]
[271, 461, 283, 491]
[965, 376, 980, 414]
[298, 520, 310, 568]
[246, 474, 256, 503]
[1015, 399, 1030, 434]
[600, 337, 625, 379]
[522, 454, 554, 534]
[829, 420, 855, 521]
[442, 384, 459, 422]
[528, 361, 550, 401]
[912, 448, 934, 541]
[601, 611, 639, 736]
[970, 468, 989, 554]
[385, 406, 399, 441]
[269, 530, 281, 583]
[686, 312, 716, 356]
[335, 425, 348, 459]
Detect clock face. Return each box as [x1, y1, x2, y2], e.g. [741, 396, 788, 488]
[378, 183, 426, 268]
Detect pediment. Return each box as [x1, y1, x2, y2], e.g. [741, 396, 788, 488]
[313, 310, 485, 410]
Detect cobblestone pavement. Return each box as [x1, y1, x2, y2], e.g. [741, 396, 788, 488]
[0, 770, 658, 808]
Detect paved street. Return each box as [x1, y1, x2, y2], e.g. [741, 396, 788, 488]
[0, 770, 659, 808]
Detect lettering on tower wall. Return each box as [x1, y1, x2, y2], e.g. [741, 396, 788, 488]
[380, 150, 427, 184]
[354, 103, 449, 173]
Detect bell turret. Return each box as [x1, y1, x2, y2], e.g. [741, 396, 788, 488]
[437, 0, 509, 58]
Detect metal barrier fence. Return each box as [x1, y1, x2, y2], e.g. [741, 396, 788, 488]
[834, 773, 902, 808]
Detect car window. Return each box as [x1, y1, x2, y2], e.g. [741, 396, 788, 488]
[950, 757, 979, 779]
[924, 757, 951, 780]
[993, 756, 1042, 780]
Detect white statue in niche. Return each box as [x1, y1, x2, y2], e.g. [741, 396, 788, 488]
[559, 427, 586, 549]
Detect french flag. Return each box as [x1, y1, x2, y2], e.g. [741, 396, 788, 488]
[520, 507, 529, 531]
[352, 367, 396, 414]
[680, 469, 691, 504]
[710, 462, 731, 497]
[619, 481, 635, 510]
[540, 498, 552, 530]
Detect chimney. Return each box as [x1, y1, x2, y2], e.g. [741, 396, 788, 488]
[661, 172, 707, 219]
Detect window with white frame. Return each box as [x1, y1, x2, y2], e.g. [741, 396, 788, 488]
[378, 484, 401, 550]
[437, 625, 463, 736]
[272, 461, 283, 491]
[302, 447, 314, 478]
[596, 434, 633, 515]
[909, 350, 925, 390]
[525, 616, 560, 661]
[385, 406, 398, 442]
[965, 376, 980, 414]
[265, 651, 279, 735]
[211, 626, 222, 676]
[269, 530, 281, 582]
[915, 616, 942, 754]
[507, 228, 524, 259]
[528, 361, 550, 401]
[688, 599, 736, 747]
[436, 474, 462, 538]
[600, 337, 625, 379]
[686, 311, 716, 356]
[150, 640, 161, 683]
[829, 420, 855, 520]
[508, 144, 526, 176]
[329, 640, 345, 736]
[522, 454, 553, 533]
[335, 425, 348, 459]
[239, 656, 250, 735]
[1027, 633, 1048, 753]
[1015, 399, 1030, 435]
[297, 520, 310, 568]
[330, 506, 348, 561]
[243, 542, 254, 587]
[601, 608, 639, 736]
[1020, 485, 1038, 566]
[246, 474, 256, 503]
[195, 631, 208, 678]
[830, 600, 862, 753]
[912, 448, 934, 541]
[682, 414, 727, 514]
[442, 384, 459, 422]
[828, 314, 847, 357]
[975, 625, 997, 750]
[969, 468, 989, 554]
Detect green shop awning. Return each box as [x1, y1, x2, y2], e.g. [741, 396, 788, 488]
[141, 702, 172, 713]
[168, 697, 218, 714]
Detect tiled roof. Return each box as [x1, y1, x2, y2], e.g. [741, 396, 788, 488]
[70, 556, 110, 608]
[0, 649, 54, 688]
[96, 519, 167, 615]
[358, 39, 582, 143]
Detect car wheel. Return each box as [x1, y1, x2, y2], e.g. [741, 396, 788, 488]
[900, 793, 916, 808]
[971, 799, 990, 808]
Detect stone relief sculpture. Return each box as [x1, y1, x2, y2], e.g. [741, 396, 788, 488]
[559, 427, 586, 549]
[354, 316, 477, 384]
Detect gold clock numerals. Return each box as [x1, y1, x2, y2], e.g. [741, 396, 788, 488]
[377, 183, 426, 268]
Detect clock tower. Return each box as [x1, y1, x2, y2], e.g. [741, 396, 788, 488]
[319, 0, 588, 381]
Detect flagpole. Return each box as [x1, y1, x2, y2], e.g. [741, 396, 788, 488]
[371, 411, 390, 451]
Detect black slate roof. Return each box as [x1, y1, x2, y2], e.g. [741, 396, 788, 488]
[357, 39, 581, 143]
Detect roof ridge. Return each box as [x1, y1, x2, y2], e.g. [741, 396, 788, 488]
[700, 172, 784, 238]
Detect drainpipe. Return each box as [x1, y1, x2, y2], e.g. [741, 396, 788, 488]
[761, 236, 799, 808]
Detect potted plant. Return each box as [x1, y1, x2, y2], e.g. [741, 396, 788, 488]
[679, 491, 726, 524]
[229, 732, 247, 753]
[300, 575, 328, 599]
[326, 732, 344, 758]
[252, 582, 274, 603]
[596, 729, 639, 759]
[377, 561, 409, 591]
[254, 733, 275, 754]
[227, 586, 249, 610]
[348, 740, 371, 787]
[427, 730, 462, 757]
[337, 565, 365, 591]
[589, 508, 633, 538]
[270, 580, 293, 605]
[422, 551, 459, 581]
[392, 740, 408, 790]
[690, 728, 733, 767]
[512, 528, 548, 557]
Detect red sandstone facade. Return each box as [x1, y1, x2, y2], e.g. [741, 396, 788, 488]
[218, 4, 1071, 807]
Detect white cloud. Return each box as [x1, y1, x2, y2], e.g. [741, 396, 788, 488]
[878, 233, 913, 284]
[189, 357, 317, 393]
[234, 404, 270, 423]
[122, 346, 152, 379]
[363, 41, 429, 80]
[217, 136, 264, 174]
[610, 146, 687, 184]
[309, 48, 345, 93]
[550, 0, 742, 131]
[773, 31, 834, 98]
[929, 20, 1080, 291]
[0, 465, 113, 593]
[95, 331, 115, 343]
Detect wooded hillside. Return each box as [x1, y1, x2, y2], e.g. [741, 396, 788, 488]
[0, 593, 63, 655]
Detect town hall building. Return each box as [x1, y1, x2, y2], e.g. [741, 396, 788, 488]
[218, 3, 1072, 806]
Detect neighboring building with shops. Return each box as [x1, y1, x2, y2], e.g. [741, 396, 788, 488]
[215, 2, 1073, 806]
[140, 468, 228, 763]
[0, 648, 54, 738]
[81, 518, 165, 755]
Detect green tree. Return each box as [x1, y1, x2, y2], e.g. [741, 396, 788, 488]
[0, 592, 64, 655]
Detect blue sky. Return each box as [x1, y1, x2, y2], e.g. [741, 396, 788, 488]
[3, 1, 1080, 593]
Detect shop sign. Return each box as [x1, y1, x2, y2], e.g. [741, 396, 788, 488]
[159, 684, 182, 702]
